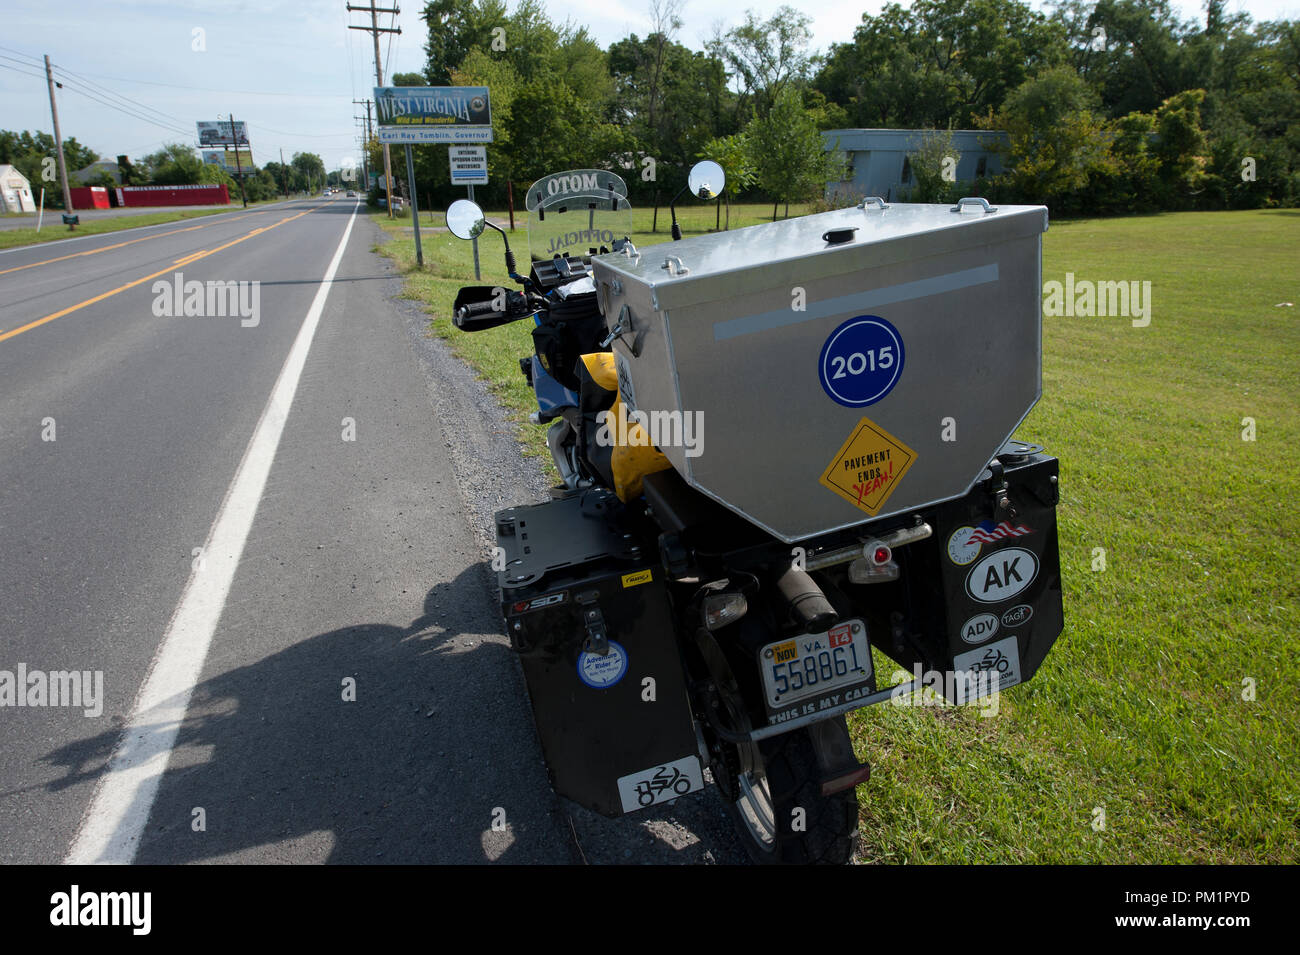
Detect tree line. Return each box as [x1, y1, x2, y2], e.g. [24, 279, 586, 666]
[0, 130, 331, 209]
[368, 0, 1297, 220]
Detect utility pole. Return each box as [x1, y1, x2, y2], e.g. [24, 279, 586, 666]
[280, 147, 289, 199]
[353, 98, 374, 186]
[227, 113, 247, 208]
[43, 55, 75, 229]
[346, 4, 399, 217]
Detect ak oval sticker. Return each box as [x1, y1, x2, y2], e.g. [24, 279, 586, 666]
[965, 547, 1039, 604]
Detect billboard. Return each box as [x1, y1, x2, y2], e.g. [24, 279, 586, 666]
[197, 120, 249, 146]
[201, 149, 254, 172]
[374, 86, 492, 144]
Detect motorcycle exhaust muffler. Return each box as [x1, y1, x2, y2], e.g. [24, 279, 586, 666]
[775, 565, 837, 633]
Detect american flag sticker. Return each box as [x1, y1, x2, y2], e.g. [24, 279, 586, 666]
[965, 521, 1034, 545]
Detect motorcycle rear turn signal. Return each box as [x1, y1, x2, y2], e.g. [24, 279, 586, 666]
[703, 593, 748, 631]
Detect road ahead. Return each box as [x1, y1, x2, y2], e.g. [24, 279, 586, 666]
[0, 196, 744, 864]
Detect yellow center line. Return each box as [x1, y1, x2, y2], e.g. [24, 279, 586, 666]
[0, 203, 295, 278]
[0, 207, 315, 345]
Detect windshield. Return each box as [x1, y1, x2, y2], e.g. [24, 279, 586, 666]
[525, 169, 632, 262]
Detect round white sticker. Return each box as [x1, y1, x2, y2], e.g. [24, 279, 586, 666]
[965, 547, 1039, 604]
[947, 526, 981, 565]
[959, 612, 1000, 645]
[577, 641, 628, 689]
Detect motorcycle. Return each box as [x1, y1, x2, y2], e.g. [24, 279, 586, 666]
[444, 164, 1065, 864]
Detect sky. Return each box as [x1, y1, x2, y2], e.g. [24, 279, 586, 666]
[0, 0, 1293, 175]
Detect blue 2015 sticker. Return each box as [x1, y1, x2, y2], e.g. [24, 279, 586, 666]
[577, 641, 628, 689]
[818, 316, 905, 407]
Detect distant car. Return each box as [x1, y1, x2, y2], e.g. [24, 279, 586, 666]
[347, 190, 357, 197]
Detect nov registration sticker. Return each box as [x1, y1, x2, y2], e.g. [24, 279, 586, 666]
[820, 416, 917, 515]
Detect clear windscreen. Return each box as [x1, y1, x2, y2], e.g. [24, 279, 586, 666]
[527, 193, 633, 262]
[524, 169, 632, 263]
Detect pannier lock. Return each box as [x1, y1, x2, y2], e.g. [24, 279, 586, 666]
[576, 590, 610, 655]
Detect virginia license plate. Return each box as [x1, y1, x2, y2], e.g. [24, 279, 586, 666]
[760, 620, 873, 710]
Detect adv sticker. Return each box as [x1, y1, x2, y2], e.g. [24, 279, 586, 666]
[818, 315, 905, 407]
[820, 416, 917, 516]
[965, 547, 1039, 604]
[959, 612, 1000, 645]
[577, 641, 628, 689]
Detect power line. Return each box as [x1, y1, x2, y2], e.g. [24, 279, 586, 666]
[53, 62, 193, 128]
[0, 57, 47, 82]
[31, 67, 354, 100]
[49, 76, 193, 138]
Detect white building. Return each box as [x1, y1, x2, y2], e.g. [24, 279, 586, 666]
[822, 129, 1009, 203]
[0, 164, 36, 213]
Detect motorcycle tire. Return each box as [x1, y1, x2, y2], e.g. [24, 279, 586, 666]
[726, 716, 861, 865]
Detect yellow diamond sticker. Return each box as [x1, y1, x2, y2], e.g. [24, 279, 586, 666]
[820, 417, 917, 516]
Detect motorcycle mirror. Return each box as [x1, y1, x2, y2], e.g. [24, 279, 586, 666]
[688, 160, 725, 201]
[446, 199, 486, 240]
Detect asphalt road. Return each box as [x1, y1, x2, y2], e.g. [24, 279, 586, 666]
[0, 196, 745, 864]
[0, 201, 252, 232]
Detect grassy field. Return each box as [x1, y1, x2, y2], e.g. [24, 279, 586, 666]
[370, 203, 1299, 863]
[0, 198, 294, 250]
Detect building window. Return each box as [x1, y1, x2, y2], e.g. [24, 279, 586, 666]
[976, 155, 987, 178]
[901, 157, 912, 185]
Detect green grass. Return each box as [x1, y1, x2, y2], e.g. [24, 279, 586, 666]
[0, 198, 294, 250]
[371, 204, 1300, 863]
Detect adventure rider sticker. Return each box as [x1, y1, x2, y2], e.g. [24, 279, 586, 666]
[577, 641, 629, 689]
[820, 416, 916, 516]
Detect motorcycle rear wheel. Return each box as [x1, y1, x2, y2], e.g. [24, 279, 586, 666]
[727, 717, 861, 865]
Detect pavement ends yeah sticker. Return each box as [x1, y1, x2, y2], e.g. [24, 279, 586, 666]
[820, 416, 916, 516]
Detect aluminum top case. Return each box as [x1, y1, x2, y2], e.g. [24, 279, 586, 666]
[591, 198, 1049, 542]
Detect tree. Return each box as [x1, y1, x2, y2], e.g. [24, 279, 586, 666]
[419, 0, 508, 86]
[698, 132, 756, 229]
[141, 143, 205, 185]
[708, 6, 813, 120]
[815, 0, 1069, 129]
[745, 85, 843, 219]
[904, 128, 963, 203]
[984, 66, 1116, 207]
[0, 130, 98, 207]
[291, 152, 326, 192]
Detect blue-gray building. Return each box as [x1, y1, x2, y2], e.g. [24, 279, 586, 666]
[821, 129, 1009, 203]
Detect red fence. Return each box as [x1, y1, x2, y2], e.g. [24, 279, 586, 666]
[69, 186, 111, 210]
[120, 184, 229, 207]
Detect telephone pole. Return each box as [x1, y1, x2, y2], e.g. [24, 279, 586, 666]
[227, 113, 247, 208]
[346, 4, 399, 217]
[43, 55, 75, 228]
[353, 98, 374, 186]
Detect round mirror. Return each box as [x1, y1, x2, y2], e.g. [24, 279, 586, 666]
[688, 160, 725, 200]
[446, 199, 486, 240]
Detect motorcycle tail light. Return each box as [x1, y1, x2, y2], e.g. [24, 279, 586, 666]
[870, 542, 892, 565]
[703, 593, 748, 631]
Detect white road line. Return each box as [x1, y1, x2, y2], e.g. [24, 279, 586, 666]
[65, 204, 360, 865]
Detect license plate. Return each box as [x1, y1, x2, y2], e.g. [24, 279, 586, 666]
[760, 620, 873, 709]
